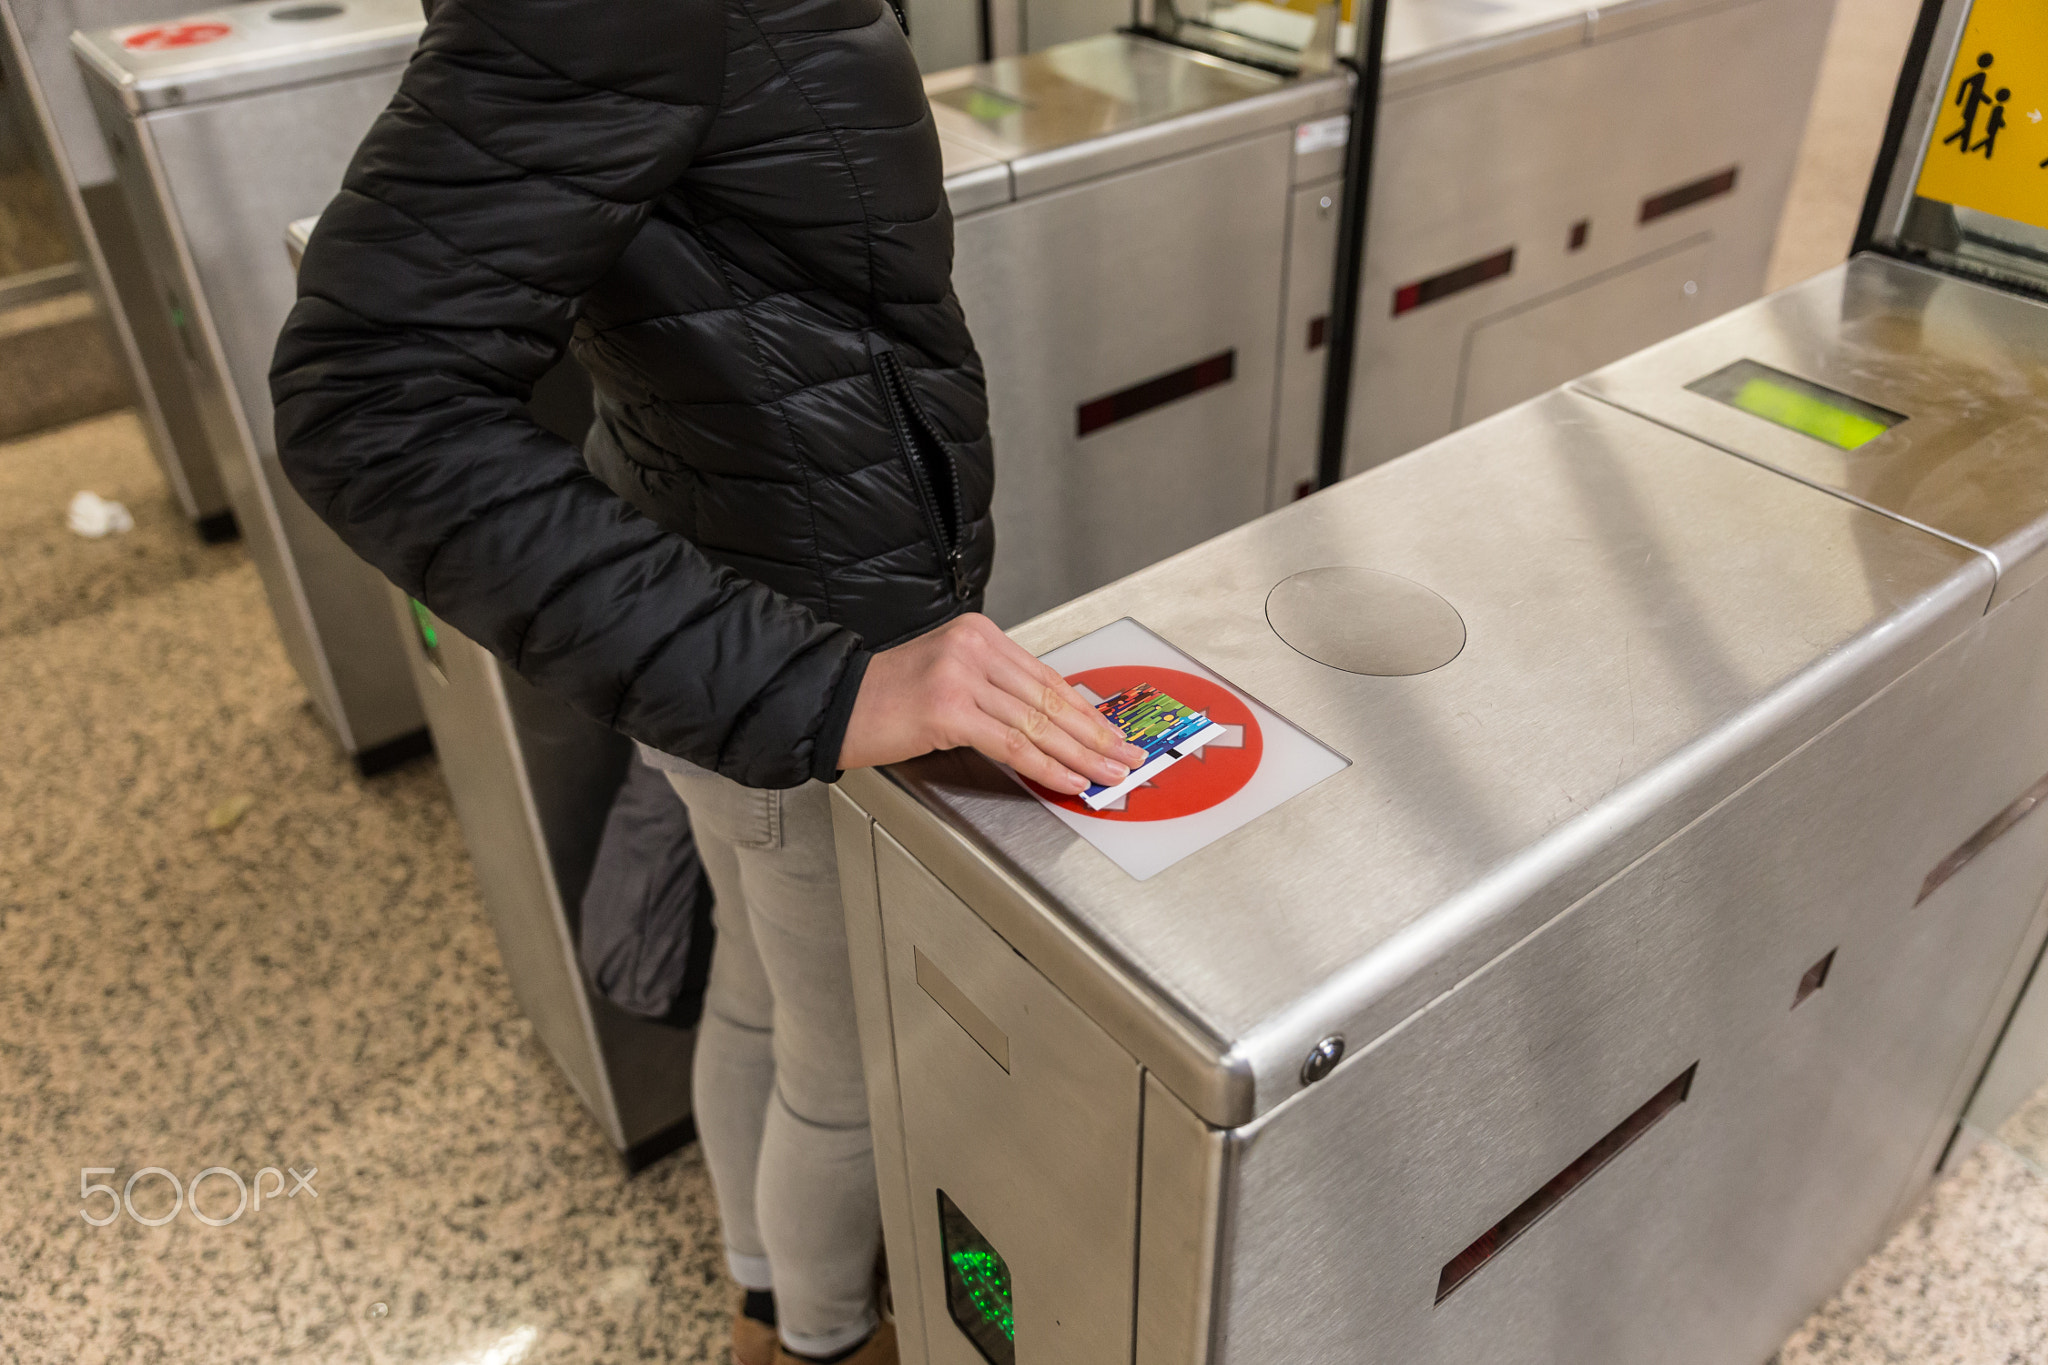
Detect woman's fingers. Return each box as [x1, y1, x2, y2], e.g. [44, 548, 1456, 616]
[985, 646, 1145, 765]
[974, 685, 1130, 788]
[959, 710, 1094, 793]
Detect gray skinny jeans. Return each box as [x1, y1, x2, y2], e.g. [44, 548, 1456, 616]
[660, 761, 881, 1358]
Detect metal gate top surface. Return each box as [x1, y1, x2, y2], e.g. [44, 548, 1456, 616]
[1578, 254, 2048, 607]
[845, 387, 1992, 1127]
[928, 34, 1346, 203]
[71, 0, 419, 111]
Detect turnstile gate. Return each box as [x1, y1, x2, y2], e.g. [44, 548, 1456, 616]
[280, 216, 695, 1167]
[940, 0, 1835, 626]
[74, 0, 426, 770]
[834, 0, 2048, 1357]
[2, 0, 235, 535]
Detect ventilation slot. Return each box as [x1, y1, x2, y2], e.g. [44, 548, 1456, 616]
[1794, 950, 1836, 1009]
[1436, 1063, 1698, 1304]
[1920, 770, 2048, 904]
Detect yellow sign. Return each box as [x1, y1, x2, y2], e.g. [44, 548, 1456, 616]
[1914, 0, 2048, 231]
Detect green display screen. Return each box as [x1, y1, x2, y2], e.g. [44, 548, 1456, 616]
[938, 1190, 1014, 1364]
[935, 85, 1026, 124]
[1687, 359, 1904, 451]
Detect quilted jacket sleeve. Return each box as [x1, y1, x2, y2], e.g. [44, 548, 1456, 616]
[271, 0, 868, 788]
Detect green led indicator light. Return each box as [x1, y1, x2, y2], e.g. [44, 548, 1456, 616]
[1687, 358, 1904, 452]
[938, 1191, 1014, 1365]
[408, 597, 439, 651]
[947, 1249, 1015, 1343]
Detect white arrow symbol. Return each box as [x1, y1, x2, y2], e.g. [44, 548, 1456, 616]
[2030, 108, 2043, 123]
[1186, 724, 1246, 761]
[1075, 684, 1106, 706]
[1093, 781, 1155, 812]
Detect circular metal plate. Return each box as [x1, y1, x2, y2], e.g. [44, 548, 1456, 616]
[1265, 567, 1466, 676]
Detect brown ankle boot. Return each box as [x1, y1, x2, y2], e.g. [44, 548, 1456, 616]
[732, 1293, 778, 1365]
[773, 1320, 897, 1365]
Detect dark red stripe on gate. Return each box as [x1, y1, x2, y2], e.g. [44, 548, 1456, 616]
[1392, 247, 1515, 316]
[1640, 166, 1738, 223]
[1435, 1063, 1698, 1304]
[1077, 350, 1236, 437]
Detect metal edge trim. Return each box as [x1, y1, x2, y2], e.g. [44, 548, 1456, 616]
[829, 791, 933, 1362]
[478, 648, 628, 1148]
[1856, 0, 1965, 256]
[1133, 1073, 1227, 1365]
[3, 9, 198, 515]
[70, 23, 421, 113]
[1006, 76, 1341, 200]
[839, 766, 1255, 1127]
[105, 93, 358, 746]
[1381, 0, 1773, 100]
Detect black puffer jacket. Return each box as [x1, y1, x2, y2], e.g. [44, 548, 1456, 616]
[272, 0, 994, 789]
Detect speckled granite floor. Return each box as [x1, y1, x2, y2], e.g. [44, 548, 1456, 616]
[0, 414, 730, 1362]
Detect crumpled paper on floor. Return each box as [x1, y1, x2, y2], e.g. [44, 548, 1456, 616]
[67, 491, 135, 538]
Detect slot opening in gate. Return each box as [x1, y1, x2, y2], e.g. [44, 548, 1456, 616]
[1435, 1062, 1698, 1304]
[1794, 950, 1836, 1008]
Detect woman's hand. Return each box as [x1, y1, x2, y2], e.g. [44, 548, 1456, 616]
[837, 613, 1148, 795]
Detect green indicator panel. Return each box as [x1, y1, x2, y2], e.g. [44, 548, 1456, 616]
[408, 597, 448, 683]
[938, 1190, 1014, 1365]
[934, 85, 1026, 124]
[1687, 359, 1905, 451]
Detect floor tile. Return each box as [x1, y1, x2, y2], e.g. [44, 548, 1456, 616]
[0, 895, 367, 1364]
[1995, 1082, 2048, 1174]
[1775, 1138, 2048, 1364]
[284, 1024, 727, 1365]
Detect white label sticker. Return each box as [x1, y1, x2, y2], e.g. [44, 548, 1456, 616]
[1294, 114, 1351, 157]
[1005, 618, 1349, 881]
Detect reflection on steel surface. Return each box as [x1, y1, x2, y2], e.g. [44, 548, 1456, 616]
[1919, 769, 2048, 905]
[1435, 1063, 1698, 1304]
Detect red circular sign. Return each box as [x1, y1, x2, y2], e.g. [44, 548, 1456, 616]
[1026, 666, 1262, 822]
[121, 21, 233, 50]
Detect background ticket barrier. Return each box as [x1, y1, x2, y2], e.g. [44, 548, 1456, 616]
[282, 219, 695, 1169]
[394, 592, 699, 1169]
[74, 0, 427, 772]
[831, 1, 2048, 1358]
[2, 0, 238, 537]
[942, 0, 1835, 627]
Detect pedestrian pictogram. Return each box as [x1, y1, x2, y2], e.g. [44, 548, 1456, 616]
[120, 20, 234, 50]
[1914, 0, 2048, 231]
[1024, 666, 1264, 822]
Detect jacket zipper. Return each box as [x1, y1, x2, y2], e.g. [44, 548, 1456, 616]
[875, 349, 972, 602]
